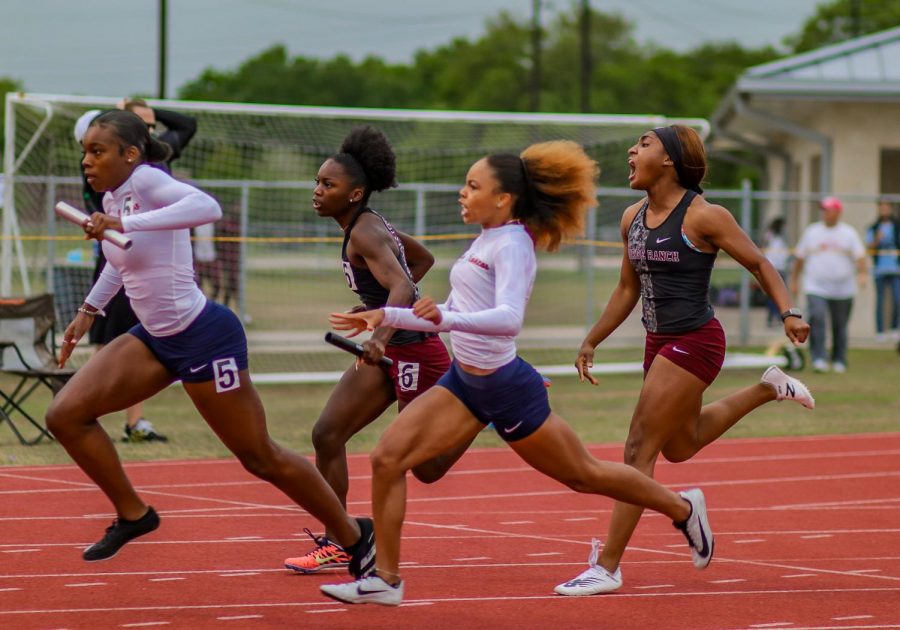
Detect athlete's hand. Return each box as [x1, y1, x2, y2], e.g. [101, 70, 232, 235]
[575, 343, 599, 385]
[784, 317, 809, 346]
[83, 212, 124, 241]
[359, 338, 387, 366]
[329, 309, 385, 338]
[58, 313, 93, 368]
[412, 296, 442, 325]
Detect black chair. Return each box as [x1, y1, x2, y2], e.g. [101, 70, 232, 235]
[0, 294, 76, 445]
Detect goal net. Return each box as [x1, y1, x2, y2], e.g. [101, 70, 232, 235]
[2, 92, 708, 379]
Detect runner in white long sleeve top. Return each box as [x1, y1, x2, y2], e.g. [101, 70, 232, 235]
[320, 141, 716, 606]
[47, 110, 377, 573]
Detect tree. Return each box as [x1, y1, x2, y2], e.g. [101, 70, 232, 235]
[787, 0, 900, 52]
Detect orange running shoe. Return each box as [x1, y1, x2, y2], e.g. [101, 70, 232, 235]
[285, 529, 350, 573]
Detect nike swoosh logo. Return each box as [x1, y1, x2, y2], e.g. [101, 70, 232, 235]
[357, 586, 390, 595]
[189, 364, 208, 373]
[503, 421, 524, 434]
[656, 237, 672, 243]
[672, 346, 689, 355]
[696, 527, 711, 558]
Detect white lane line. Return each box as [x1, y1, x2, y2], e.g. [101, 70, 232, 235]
[0, 587, 23, 592]
[847, 569, 881, 574]
[121, 623, 170, 628]
[563, 517, 596, 522]
[633, 584, 674, 590]
[499, 521, 533, 525]
[783, 574, 818, 579]
[148, 577, 185, 582]
[306, 608, 347, 614]
[709, 579, 746, 584]
[748, 623, 793, 628]
[1, 549, 41, 553]
[832, 615, 875, 620]
[216, 615, 263, 621]
[734, 539, 767, 544]
[400, 602, 434, 607]
[526, 552, 562, 557]
[800, 534, 834, 539]
[218, 572, 260, 577]
[453, 556, 491, 561]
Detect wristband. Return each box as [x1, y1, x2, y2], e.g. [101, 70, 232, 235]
[78, 305, 106, 317]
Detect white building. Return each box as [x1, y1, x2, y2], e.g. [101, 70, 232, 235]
[711, 26, 900, 339]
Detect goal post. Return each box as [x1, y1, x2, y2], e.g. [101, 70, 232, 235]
[2, 92, 708, 379]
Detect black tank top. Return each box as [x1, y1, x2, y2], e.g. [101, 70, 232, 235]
[341, 208, 424, 346]
[626, 190, 716, 333]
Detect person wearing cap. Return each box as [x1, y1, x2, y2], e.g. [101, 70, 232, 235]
[73, 100, 198, 442]
[552, 125, 814, 597]
[790, 196, 867, 373]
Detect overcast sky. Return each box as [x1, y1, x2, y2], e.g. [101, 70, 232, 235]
[3, 0, 825, 99]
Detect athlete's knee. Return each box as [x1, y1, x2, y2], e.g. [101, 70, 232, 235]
[622, 432, 659, 470]
[45, 394, 91, 439]
[235, 444, 281, 481]
[370, 444, 406, 479]
[310, 417, 347, 456]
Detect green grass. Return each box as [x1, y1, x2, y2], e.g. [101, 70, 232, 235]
[2, 347, 897, 467]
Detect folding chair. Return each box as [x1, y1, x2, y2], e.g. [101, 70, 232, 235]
[0, 294, 76, 445]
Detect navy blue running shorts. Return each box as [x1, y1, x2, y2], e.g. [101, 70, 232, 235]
[129, 300, 249, 389]
[436, 356, 551, 442]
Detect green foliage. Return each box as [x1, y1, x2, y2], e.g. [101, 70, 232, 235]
[787, 0, 900, 52]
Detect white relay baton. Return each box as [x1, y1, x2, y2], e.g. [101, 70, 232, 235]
[54, 202, 133, 250]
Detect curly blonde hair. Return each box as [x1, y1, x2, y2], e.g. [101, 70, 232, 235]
[487, 140, 599, 251]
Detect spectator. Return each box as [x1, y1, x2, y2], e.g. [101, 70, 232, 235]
[761, 217, 791, 327]
[192, 221, 221, 300]
[790, 196, 867, 373]
[74, 99, 198, 442]
[216, 204, 242, 311]
[865, 199, 900, 342]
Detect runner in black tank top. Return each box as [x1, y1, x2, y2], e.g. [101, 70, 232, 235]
[561, 125, 813, 597]
[341, 207, 426, 346]
[285, 127, 468, 576]
[627, 189, 715, 333]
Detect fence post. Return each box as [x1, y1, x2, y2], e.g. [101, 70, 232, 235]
[45, 176, 57, 295]
[739, 178, 752, 346]
[584, 204, 597, 331]
[414, 186, 426, 237]
[238, 184, 249, 324]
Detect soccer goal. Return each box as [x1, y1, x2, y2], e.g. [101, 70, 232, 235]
[2, 92, 708, 380]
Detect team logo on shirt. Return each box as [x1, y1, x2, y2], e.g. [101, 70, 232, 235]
[122, 196, 134, 216]
[467, 256, 490, 270]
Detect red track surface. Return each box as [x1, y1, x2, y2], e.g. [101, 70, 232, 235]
[1, 432, 899, 629]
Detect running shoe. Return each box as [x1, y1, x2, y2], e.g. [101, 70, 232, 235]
[346, 517, 376, 579]
[760, 365, 815, 409]
[554, 538, 622, 596]
[673, 488, 714, 569]
[320, 574, 404, 606]
[83, 506, 160, 561]
[284, 529, 350, 574]
[122, 419, 168, 443]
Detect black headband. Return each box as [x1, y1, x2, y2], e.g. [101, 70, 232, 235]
[653, 126, 703, 194]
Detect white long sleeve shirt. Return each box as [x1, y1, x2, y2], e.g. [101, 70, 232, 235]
[382, 223, 536, 369]
[85, 165, 222, 336]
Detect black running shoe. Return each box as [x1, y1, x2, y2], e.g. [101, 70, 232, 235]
[122, 419, 168, 443]
[83, 506, 160, 561]
[346, 517, 376, 579]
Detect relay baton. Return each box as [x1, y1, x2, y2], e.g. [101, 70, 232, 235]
[54, 202, 133, 250]
[325, 332, 393, 369]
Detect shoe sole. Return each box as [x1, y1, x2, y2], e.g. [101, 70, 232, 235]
[320, 587, 400, 607]
[285, 562, 349, 574]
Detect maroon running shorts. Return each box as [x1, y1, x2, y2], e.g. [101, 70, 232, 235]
[385, 334, 452, 405]
[643, 317, 726, 385]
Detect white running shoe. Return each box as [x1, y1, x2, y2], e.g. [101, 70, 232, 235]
[832, 362, 847, 374]
[761, 365, 815, 409]
[674, 488, 714, 570]
[320, 574, 404, 606]
[812, 358, 829, 373]
[554, 538, 622, 596]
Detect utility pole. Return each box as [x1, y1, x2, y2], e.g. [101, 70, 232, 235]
[850, 0, 862, 38]
[158, 0, 168, 99]
[530, 0, 542, 112]
[580, 0, 591, 113]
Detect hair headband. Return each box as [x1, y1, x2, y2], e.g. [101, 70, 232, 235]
[653, 126, 703, 194]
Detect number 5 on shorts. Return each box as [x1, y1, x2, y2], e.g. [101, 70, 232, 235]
[213, 357, 240, 393]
